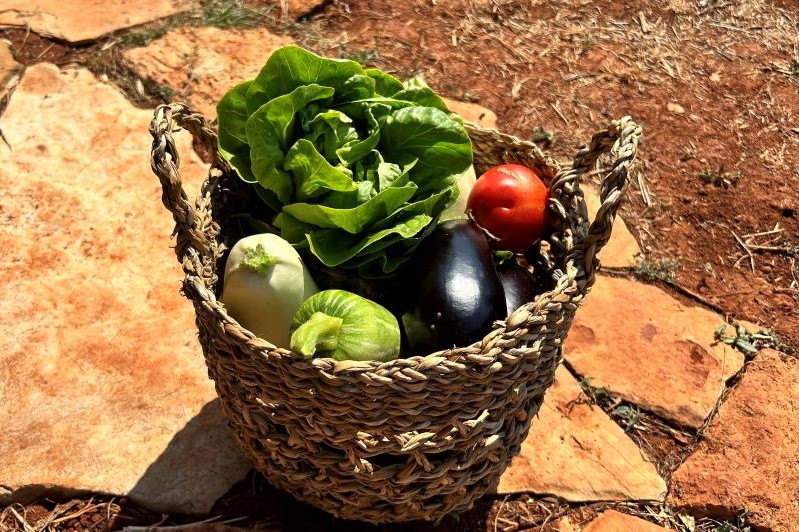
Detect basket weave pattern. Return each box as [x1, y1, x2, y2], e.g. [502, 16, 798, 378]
[149, 104, 641, 523]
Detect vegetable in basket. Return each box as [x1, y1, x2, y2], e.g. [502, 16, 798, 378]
[497, 261, 539, 315]
[467, 164, 549, 251]
[221, 233, 318, 347]
[216, 45, 474, 280]
[290, 289, 401, 362]
[398, 219, 507, 354]
[440, 165, 476, 221]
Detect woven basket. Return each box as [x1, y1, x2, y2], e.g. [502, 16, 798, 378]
[149, 103, 641, 524]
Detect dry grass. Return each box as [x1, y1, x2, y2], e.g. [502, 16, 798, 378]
[453, 0, 799, 152]
[0, 499, 120, 532]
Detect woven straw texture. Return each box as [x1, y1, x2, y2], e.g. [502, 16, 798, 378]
[149, 103, 642, 524]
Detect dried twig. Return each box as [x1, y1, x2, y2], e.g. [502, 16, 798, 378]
[121, 515, 246, 531]
[488, 34, 528, 61]
[732, 230, 755, 272]
[742, 226, 784, 239]
[32, 42, 55, 63]
[493, 495, 511, 532]
[550, 101, 569, 125]
[637, 169, 652, 207]
[735, 224, 796, 259]
[8, 505, 34, 532]
[638, 11, 651, 33]
[49, 500, 109, 526]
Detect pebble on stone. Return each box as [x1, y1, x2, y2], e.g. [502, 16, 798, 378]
[0, 0, 198, 44]
[669, 349, 799, 531]
[0, 63, 251, 515]
[497, 366, 666, 502]
[564, 275, 745, 429]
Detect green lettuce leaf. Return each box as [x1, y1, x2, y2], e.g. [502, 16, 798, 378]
[217, 80, 255, 182]
[334, 106, 380, 166]
[365, 68, 404, 96]
[245, 45, 366, 113]
[273, 211, 314, 245]
[390, 77, 450, 112]
[378, 106, 473, 196]
[246, 84, 335, 203]
[301, 109, 359, 162]
[306, 214, 433, 268]
[283, 139, 357, 202]
[283, 177, 417, 234]
[216, 45, 474, 277]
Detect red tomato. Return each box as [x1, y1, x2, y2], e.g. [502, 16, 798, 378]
[466, 164, 548, 251]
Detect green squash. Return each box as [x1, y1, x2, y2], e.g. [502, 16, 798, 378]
[290, 290, 400, 362]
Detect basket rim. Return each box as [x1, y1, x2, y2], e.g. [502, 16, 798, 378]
[184, 126, 579, 381]
[151, 103, 641, 384]
[195, 259, 579, 376]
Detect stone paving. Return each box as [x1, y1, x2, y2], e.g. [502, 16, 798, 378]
[497, 365, 666, 502]
[565, 275, 745, 429]
[0, 63, 251, 515]
[577, 510, 670, 531]
[0, 0, 198, 43]
[123, 25, 294, 118]
[669, 349, 799, 530]
[0, 6, 796, 531]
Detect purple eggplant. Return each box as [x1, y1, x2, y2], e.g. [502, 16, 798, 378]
[498, 262, 539, 315]
[397, 220, 507, 354]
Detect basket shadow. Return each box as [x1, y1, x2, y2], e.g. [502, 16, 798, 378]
[120, 398, 502, 530]
[207, 468, 499, 532]
[125, 398, 253, 516]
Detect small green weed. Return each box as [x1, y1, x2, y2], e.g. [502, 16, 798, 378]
[770, 59, 799, 80]
[120, 0, 270, 47]
[700, 165, 743, 188]
[612, 404, 644, 432]
[577, 378, 614, 406]
[714, 323, 795, 356]
[120, 23, 182, 46]
[632, 258, 679, 283]
[579, 35, 595, 56]
[531, 126, 555, 147]
[461, 89, 481, 103]
[577, 378, 650, 434]
[201, 0, 268, 29]
[152, 84, 178, 101]
[346, 49, 379, 64]
[704, 508, 752, 532]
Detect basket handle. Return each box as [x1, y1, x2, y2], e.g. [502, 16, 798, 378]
[560, 116, 642, 279]
[149, 103, 220, 262]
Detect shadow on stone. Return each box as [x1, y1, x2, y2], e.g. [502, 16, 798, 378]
[202, 468, 498, 532]
[126, 398, 253, 516]
[118, 401, 503, 530]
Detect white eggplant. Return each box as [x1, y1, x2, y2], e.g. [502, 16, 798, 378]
[221, 233, 318, 348]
